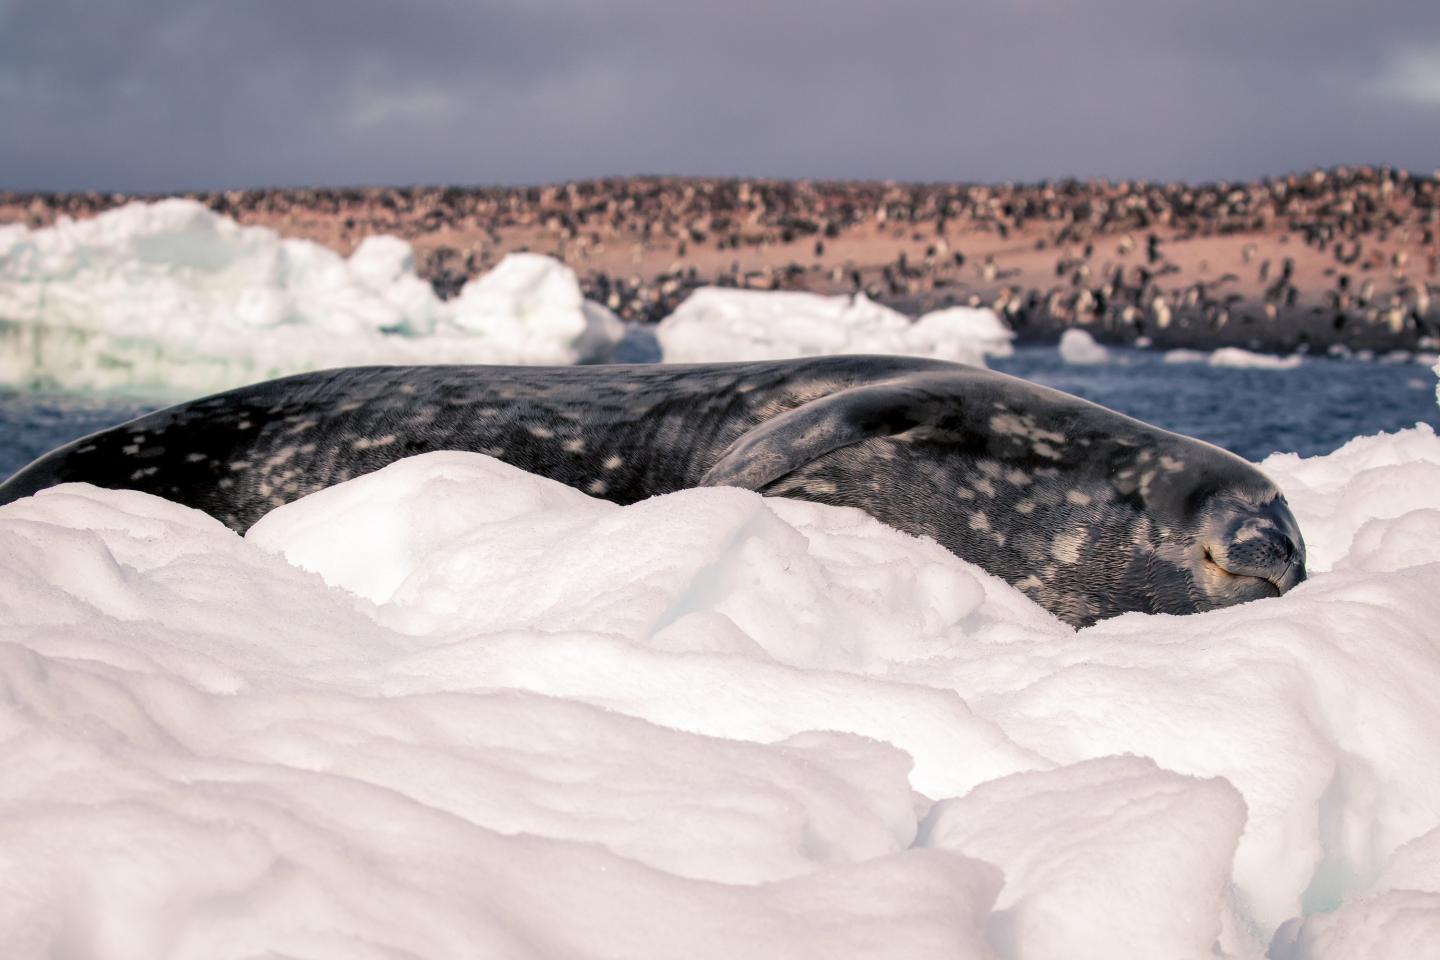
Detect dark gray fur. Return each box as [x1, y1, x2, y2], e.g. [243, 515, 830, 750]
[0, 355, 1306, 626]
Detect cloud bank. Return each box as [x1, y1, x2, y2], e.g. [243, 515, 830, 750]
[1, 0, 1437, 191]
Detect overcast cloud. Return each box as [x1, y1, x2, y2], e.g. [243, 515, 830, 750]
[1, 0, 1436, 192]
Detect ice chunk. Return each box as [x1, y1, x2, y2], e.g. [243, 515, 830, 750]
[1209, 346, 1303, 370]
[0, 201, 623, 393]
[903, 305, 1015, 363]
[921, 756, 1247, 958]
[1057, 327, 1108, 364]
[449, 253, 624, 366]
[655, 287, 1012, 365]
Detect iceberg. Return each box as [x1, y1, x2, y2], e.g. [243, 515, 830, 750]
[655, 287, 1014, 366]
[0, 200, 623, 394]
[1209, 347, 1304, 370]
[1057, 327, 1109, 364]
[1163, 347, 1305, 369]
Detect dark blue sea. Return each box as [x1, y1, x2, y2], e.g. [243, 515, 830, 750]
[987, 347, 1439, 461]
[1, 346, 1436, 482]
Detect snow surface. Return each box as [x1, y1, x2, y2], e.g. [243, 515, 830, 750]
[0, 200, 623, 393]
[1057, 327, 1108, 364]
[4, 388, 1440, 957]
[655, 287, 1014, 366]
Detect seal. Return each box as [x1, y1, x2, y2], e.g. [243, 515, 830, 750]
[0, 355, 1305, 626]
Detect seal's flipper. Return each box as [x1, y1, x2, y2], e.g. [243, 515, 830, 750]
[699, 375, 953, 490]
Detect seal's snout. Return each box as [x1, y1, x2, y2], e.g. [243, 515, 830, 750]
[1204, 496, 1307, 595]
[1214, 527, 1305, 591]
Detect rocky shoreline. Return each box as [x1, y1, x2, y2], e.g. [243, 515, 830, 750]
[4, 166, 1438, 354]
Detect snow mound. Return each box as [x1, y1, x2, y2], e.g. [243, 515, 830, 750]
[1058, 327, 1108, 364]
[1258, 424, 1440, 571]
[449, 253, 626, 365]
[5, 405, 1440, 956]
[0, 200, 622, 393]
[1270, 827, 1440, 959]
[655, 287, 1013, 365]
[1163, 348, 1209, 364]
[921, 756, 1247, 958]
[1210, 347, 1304, 370]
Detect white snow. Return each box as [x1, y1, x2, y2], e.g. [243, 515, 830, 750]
[1058, 327, 1109, 364]
[655, 287, 1014, 366]
[5, 374, 1440, 957]
[1269, 826, 1440, 959]
[921, 756, 1247, 957]
[0, 200, 623, 393]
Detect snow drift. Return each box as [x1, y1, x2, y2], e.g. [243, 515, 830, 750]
[0, 200, 623, 393]
[655, 287, 1014, 366]
[3, 392, 1440, 956]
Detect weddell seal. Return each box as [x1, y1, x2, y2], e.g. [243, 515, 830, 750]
[0, 355, 1305, 626]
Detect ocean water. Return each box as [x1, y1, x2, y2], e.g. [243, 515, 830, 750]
[1, 347, 1436, 482]
[987, 347, 1440, 461]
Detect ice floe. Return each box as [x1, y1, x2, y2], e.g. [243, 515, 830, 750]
[3, 382, 1440, 956]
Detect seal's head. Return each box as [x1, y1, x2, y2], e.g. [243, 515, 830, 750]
[1141, 453, 1307, 613]
[818, 376, 1312, 628]
[934, 413, 1309, 628]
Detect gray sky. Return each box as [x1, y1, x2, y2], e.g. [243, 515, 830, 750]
[2, 0, 1437, 192]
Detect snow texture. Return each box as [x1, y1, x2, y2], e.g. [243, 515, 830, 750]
[0, 200, 623, 393]
[655, 287, 1014, 366]
[4, 390, 1440, 957]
